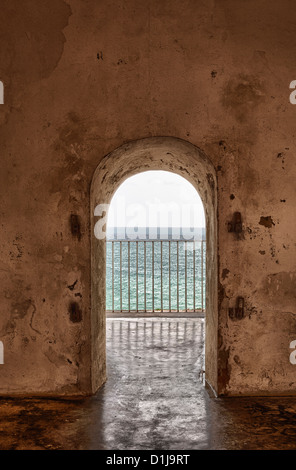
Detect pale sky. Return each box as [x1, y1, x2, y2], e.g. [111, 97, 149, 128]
[107, 171, 205, 228]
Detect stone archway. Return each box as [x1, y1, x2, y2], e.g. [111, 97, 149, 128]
[90, 137, 218, 395]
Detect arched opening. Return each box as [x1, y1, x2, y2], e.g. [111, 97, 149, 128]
[91, 137, 218, 395]
[106, 170, 206, 315]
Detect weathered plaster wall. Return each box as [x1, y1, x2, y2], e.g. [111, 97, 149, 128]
[0, 0, 295, 395]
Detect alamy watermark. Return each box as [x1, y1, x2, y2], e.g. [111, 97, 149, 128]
[94, 199, 205, 241]
[0, 341, 4, 364]
[289, 80, 296, 104]
[0, 81, 3, 104]
[289, 340, 296, 364]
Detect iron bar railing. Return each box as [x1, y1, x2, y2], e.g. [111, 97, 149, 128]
[106, 240, 206, 314]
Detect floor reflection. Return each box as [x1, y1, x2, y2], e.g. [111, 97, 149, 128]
[99, 317, 208, 449]
[1, 318, 296, 450]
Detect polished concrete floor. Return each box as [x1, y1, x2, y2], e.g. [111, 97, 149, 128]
[1, 318, 296, 450]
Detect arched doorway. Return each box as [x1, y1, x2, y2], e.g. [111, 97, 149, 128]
[106, 170, 206, 315]
[90, 137, 218, 394]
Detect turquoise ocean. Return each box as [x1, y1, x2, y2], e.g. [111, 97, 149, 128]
[106, 227, 206, 312]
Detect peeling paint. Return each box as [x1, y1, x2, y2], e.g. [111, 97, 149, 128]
[222, 268, 230, 280]
[259, 216, 275, 228]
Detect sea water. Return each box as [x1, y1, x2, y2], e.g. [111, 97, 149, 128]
[106, 229, 206, 312]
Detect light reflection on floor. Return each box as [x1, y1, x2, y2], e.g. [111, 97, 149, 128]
[1, 318, 296, 450]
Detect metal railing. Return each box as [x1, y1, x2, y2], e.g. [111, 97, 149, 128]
[106, 240, 206, 314]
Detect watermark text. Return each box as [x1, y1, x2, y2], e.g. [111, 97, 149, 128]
[0, 341, 4, 364]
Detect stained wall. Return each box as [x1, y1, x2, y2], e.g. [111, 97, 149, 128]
[0, 0, 295, 395]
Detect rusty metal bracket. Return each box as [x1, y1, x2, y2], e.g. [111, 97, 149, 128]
[229, 296, 245, 320]
[228, 212, 242, 233]
[70, 214, 82, 241]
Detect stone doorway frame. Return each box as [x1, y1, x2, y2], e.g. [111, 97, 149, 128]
[90, 137, 218, 395]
